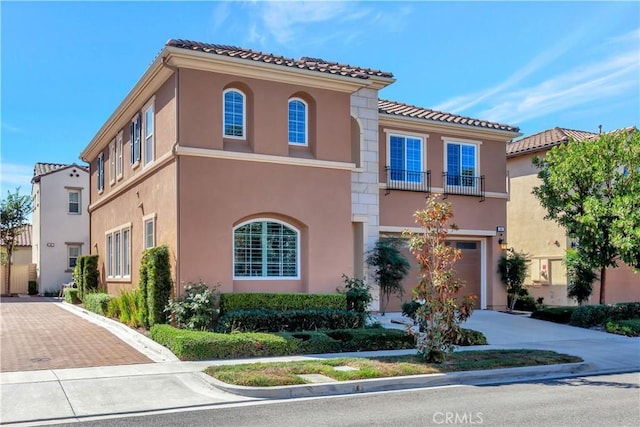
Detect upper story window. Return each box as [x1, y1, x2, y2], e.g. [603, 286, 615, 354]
[68, 190, 80, 214]
[445, 141, 478, 187]
[388, 134, 424, 183]
[130, 114, 141, 166]
[109, 140, 116, 185]
[116, 132, 123, 179]
[288, 98, 308, 145]
[223, 89, 245, 139]
[143, 101, 154, 166]
[233, 220, 299, 279]
[97, 153, 105, 192]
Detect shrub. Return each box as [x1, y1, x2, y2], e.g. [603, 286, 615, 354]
[73, 256, 86, 300]
[28, 281, 37, 295]
[106, 288, 146, 328]
[570, 302, 640, 328]
[219, 292, 346, 314]
[531, 306, 577, 324]
[564, 249, 597, 305]
[513, 295, 537, 312]
[401, 300, 421, 320]
[165, 282, 219, 330]
[338, 274, 372, 322]
[456, 328, 488, 346]
[149, 324, 417, 360]
[139, 245, 173, 326]
[366, 238, 409, 315]
[215, 309, 363, 333]
[83, 292, 112, 316]
[83, 255, 99, 295]
[63, 288, 80, 304]
[149, 325, 299, 360]
[605, 318, 640, 337]
[497, 250, 530, 312]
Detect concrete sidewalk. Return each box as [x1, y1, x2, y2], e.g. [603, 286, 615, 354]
[1, 307, 639, 425]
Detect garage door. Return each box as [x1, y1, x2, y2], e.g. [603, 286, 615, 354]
[383, 240, 481, 312]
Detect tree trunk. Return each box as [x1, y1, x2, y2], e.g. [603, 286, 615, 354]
[599, 267, 606, 305]
[6, 256, 12, 295]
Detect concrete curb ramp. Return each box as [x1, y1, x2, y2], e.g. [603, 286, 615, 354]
[199, 362, 592, 399]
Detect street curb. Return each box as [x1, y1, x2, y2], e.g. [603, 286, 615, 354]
[57, 300, 179, 363]
[198, 361, 592, 399]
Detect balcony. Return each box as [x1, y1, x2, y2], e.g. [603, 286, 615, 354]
[442, 172, 485, 201]
[385, 167, 431, 195]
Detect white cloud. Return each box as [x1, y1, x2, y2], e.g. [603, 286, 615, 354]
[0, 163, 33, 194]
[1, 122, 21, 133]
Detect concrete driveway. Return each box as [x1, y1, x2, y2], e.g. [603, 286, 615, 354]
[0, 296, 151, 372]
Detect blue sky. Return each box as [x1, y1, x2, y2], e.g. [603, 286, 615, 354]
[2, 1, 639, 197]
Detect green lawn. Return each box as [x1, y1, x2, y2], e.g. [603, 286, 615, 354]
[205, 349, 583, 387]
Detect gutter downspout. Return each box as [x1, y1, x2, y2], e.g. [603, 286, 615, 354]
[162, 56, 181, 298]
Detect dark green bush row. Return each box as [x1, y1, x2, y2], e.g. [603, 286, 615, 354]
[215, 309, 362, 333]
[513, 295, 537, 312]
[569, 302, 640, 328]
[83, 293, 112, 316]
[139, 245, 173, 327]
[219, 293, 346, 314]
[605, 318, 640, 337]
[73, 255, 99, 301]
[63, 288, 80, 304]
[531, 306, 577, 324]
[149, 324, 415, 360]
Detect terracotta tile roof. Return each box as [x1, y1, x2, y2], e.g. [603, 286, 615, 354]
[378, 99, 520, 133]
[1, 224, 32, 247]
[32, 163, 88, 183]
[166, 39, 394, 80]
[506, 127, 598, 157]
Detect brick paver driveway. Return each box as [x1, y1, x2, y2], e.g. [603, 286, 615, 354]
[0, 297, 151, 372]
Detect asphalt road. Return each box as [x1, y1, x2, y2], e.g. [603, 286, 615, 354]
[52, 372, 639, 427]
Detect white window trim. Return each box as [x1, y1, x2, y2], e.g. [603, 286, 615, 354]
[116, 131, 124, 180]
[109, 139, 116, 185]
[97, 153, 104, 194]
[105, 223, 132, 280]
[232, 218, 301, 280]
[66, 243, 82, 271]
[222, 88, 246, 140]
[142, 212, 157, 250]
[288, 97, 308, 146]
[131, 114, 141, 169]
[443, 138, 481, 188]
[142, 97, 155, 168]
[385, 132, 426, 183]
[67, 189, 81, 215]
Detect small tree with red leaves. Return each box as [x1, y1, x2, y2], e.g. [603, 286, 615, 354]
[404, 195, 476, 363]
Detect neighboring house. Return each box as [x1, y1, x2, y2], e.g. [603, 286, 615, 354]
[31, 163, 89, 294]
[80, 39, 520, 310]
[506, 127, 640, 306]
[1, 225, 36, 294]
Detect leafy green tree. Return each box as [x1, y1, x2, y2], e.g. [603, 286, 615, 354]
[366, 238, 410, 316]
[497, 250, 530, 312]
[404, 195, 476, 363]
[533, 128, 640, 304]
[564, 249, 597, 305]
[0, 188, 32, 295]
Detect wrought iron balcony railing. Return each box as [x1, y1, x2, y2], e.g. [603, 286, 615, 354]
[385, 167, 431, 194]
[443, 172, 485, 201]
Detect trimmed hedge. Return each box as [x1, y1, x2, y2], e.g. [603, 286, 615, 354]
[149, 325, 299, 360]
[63, 288, 80, 304]
[219, 293, 346, 314]
[569, 302, 640, 328]
[456, 328, 488, 346]
[605, 318, 640, 337]
[215, 309, 362, 333]
[83, 292, 112, 316]
[531, 306, 577, 324]
[73, 255, 99, 301]
[149, 324, 416, 360]
[139, 245, 173, 327]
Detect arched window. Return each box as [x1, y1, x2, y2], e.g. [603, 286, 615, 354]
[234, 220, 299, 279]
[223, 89, 245, 138]
[288, 98, 307, 145]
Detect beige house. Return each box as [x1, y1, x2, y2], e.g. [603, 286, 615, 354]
[506, 127, 639, 306]
[80, 39, 521, 310]
[1, 225, 36, 294]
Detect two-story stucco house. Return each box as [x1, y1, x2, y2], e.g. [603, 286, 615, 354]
[31, 163, 89, 294]
[506, 127, 640, 306]
[80, 40, 520, 310]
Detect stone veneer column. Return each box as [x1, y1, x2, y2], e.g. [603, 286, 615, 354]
[350, 87, 381, 311]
